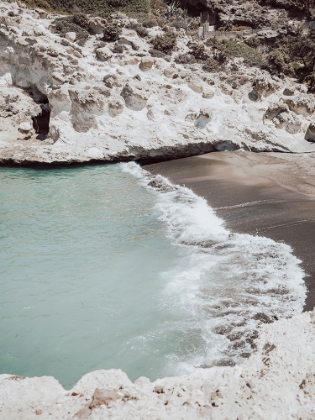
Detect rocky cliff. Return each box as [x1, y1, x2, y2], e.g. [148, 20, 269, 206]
[0, 1, 315, 164]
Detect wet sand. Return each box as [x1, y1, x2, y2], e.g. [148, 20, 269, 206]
[145, 151, 315, 311]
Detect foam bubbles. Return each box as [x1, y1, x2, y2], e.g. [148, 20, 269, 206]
[122, 162, 306, 374]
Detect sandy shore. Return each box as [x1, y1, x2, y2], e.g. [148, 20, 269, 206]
[145, 151, 315, 311]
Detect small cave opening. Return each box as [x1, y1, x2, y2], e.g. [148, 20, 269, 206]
[24, 85, 51, 140]
[180, 0, 214, 18]
[178, 0, 218, 28]
[32, 104, 51, 140]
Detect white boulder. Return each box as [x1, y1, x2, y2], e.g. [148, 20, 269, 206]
[96, 47, 113, 62]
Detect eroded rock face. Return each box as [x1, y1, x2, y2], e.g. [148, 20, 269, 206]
[108, 97, 124, 117]
[264, 103, 289, 120]
[120, 82, 148, 111]
[69, 88, 105, 132]
[0, 0, 314, 165]
[257, 29, 278, 41]
[283, 87, 294, 96]
[283, 95, 315, 117]
[183, 0, 291, 29]
[164, 67, 177, 78]
[254, 74, 278, 98]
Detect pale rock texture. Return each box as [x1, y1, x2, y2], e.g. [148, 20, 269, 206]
[96, 47, 113, 62]
[139, 56, 154, 71]
[65, 32, 76, 42]
[0, 1, 314, 165]
[18, 121, 33, 133]
[120, 82, 148, 111]
[108, 97, 124, 117]
[1, 309, 315, 419]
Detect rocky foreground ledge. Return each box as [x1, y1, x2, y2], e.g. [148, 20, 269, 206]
[0, 309, 314, 419]
[1, 2, 315, 164]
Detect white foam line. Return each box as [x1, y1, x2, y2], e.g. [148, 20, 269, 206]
[216, 199, 283, 210]
[121, 162, 306, 374]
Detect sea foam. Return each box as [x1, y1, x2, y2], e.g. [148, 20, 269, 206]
[122, 162, 306, 375]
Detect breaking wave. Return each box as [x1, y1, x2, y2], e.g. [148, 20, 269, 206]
[122, 162, 306, 375]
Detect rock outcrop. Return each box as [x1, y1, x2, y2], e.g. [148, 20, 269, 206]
[0, 1, 314, 165]
[183, 0, 299, 29]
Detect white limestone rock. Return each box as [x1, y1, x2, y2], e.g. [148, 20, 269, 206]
[139, 56, 154, 71]
[65, 32, 76, 42]
[164, 67, 177, 78]
[18, 121, 32, 133]
[254, 73, 279, 97]
[120, 82, 148, 111]
[187, 75, 204, 94]
[257, 29, 278, 40]
[108, 97, 124, 117]
[52, 72, 65, 84]
[284, 94, 315, 117]
[96, 47, 113, 61]
[0, 0, 314, 164]
[202, 87, 215, 99]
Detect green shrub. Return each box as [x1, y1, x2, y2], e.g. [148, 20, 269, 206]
[305, 72, 315, 92]
[189, 43, 208, 60]
[102, 20, 122, 41]
[53, 16, 90, 40]
[219, 39, 262, 65]
[128, 22, 148, 37]
[22, 0, 149, 17]
[107, 0, 129, 6]
[202, 58, 221, 72]
[142, 19, 158, 28]
[215, 49, 228, 64]
[245, 34, 260, 48]
[265, 49, 291, 75]
[20, 0, 52, 10]
[151, 29, 176, 52]
[73, 12, 89, 30]
[174, 53, 195, 64]
[169, 18, 188, 31]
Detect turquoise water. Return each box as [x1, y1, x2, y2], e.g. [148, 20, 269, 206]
[0, 163, 305, 388]
[0, 164, 183, 387]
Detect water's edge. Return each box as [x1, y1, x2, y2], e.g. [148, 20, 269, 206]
[0, 161, 306, 388]
[122, 162, 306, 370]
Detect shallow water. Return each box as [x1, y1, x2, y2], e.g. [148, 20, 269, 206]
[0, 163, 306, 388]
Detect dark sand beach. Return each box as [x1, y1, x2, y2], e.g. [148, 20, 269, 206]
[145, 151, 315, 311]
